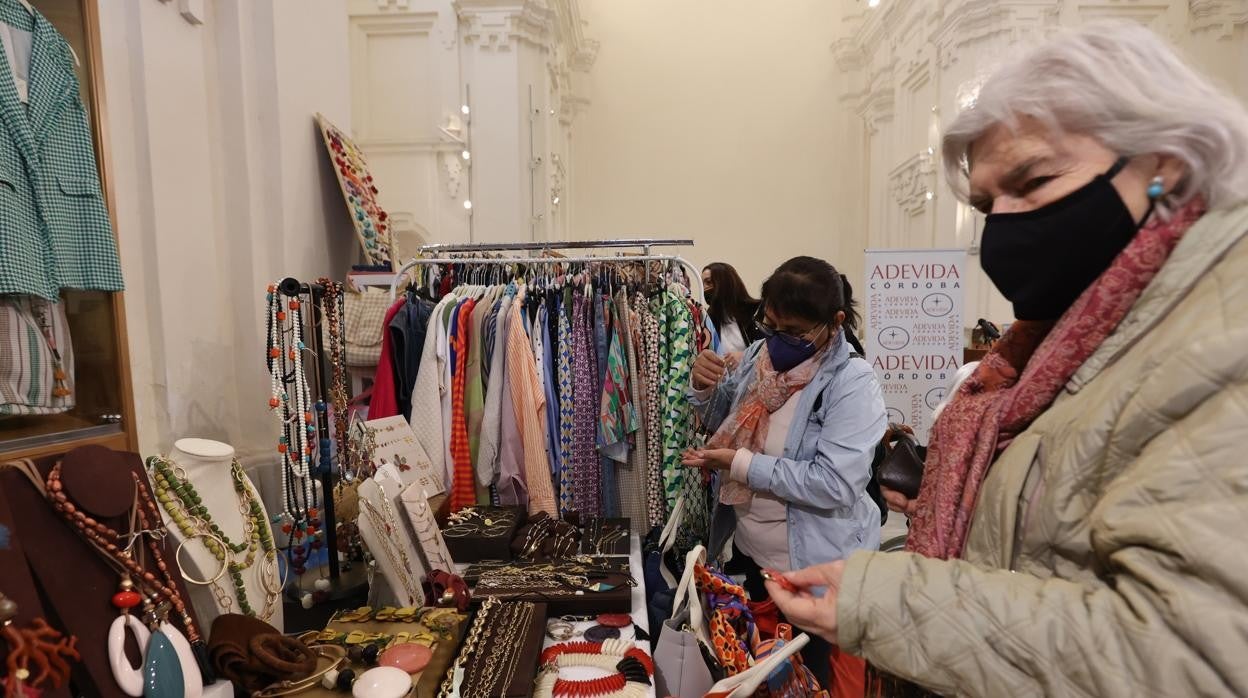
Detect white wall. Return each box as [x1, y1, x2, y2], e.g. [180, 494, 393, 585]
[571, 0, 857, 291]
[831, 0, 1248, 334]
[573, 0, 1248, 318]
[345, 0, 598, 252]
[98, 0, 355, 464]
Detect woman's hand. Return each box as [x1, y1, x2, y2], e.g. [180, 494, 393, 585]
[765, 561, 845, 643]
[692, 350, 727, 390]
[881, 486, 918, 516]
[681, 448, 735, 471]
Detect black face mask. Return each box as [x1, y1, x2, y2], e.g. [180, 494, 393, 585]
[981, 157, 1149, 321]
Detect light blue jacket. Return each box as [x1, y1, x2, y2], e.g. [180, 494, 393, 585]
[691, 331, 887, 570]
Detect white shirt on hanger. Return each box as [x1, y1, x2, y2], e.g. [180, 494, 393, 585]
[0, 20, 33, 104]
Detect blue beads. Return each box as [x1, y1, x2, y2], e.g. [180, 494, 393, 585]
[320, 438, 332, 449]
[315, 401, 328, 412]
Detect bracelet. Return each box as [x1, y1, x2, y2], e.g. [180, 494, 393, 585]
[252, 644, 348, 697]
[534, 641, 653, 698]
[546, 619, 577, 642]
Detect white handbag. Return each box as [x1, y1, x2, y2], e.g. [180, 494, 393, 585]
[704, 633, 812, 698]
[654, 544, 715, 698]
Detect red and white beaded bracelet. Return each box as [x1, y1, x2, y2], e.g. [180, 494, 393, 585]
[534, 641, 653, 698]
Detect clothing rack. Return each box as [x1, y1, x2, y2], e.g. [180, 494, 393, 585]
[389, 253, 704, 301]
[417, 238, 693, 254]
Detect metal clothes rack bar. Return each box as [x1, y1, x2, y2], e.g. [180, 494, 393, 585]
[389, 253, 704, 300]
[417, 238, 694, 254]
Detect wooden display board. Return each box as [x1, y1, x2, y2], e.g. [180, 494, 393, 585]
[316, 113, 395, 266]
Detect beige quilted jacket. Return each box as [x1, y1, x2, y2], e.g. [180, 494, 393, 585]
[838, 202, 1248, 697]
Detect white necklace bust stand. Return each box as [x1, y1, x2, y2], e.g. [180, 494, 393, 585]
[357, 463, 427, 608]
[155, 439, 285, 635]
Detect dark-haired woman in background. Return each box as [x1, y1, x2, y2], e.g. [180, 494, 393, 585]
[685, 256, 886, 685]
[702, 262, 763, 357]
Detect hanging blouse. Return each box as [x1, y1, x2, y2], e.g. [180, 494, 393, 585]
[408, 294, 457, 489]
[637, 295, 666, 527]
[449, 298, 477, 511]
[613, 290, 648, 529]
[556, 287, 576, 514]
[477, 289, 512, 490]
[599, 295, 636, 463]
[506, 286, 556, 515]
[570, 289, 600, 513]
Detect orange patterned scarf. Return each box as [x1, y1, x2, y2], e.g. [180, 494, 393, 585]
[711, 344, 827, 506]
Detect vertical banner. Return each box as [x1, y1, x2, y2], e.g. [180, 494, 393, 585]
[864, 249, 966, 443]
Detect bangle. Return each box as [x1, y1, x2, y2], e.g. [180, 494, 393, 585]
[253, 644, 348, 697]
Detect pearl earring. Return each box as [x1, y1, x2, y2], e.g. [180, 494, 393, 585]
[1147, 175, 1165, 200]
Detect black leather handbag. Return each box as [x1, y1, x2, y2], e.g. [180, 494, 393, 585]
[876, 424, 926, 500]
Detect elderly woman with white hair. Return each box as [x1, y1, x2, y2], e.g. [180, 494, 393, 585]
[768, 21, 1248, 697]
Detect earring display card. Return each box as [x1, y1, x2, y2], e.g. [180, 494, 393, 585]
[316, 113, 395, 266]
[365, 416, 444, 498]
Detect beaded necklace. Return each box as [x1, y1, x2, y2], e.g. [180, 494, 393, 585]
[148, 455, 281, 620]
[266, 283, 323, 576]
[317, 279, 351, 480]
[44, 464, 214, 681]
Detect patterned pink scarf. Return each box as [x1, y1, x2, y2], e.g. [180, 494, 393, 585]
[907, 197, 1207, 559]
[712, 344, 827, 505]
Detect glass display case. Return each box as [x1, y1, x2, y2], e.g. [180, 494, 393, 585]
[0, 0, 136, 459]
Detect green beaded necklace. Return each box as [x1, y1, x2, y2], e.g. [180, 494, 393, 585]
[148, 455, 278, 618]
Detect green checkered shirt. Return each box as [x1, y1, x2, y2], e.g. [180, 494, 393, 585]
[0, 0, 123, 300]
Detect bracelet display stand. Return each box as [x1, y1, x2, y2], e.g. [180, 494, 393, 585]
[154, 438, 285, 631]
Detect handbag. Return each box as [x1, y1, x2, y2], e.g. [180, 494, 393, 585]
[875, 424, 925, 500]
[645, 495, 684, 641]
[343, 286, 392, 368]
[704, 632, 812, 698]
[750, 625, 828, 698]
[0, 295, 74, 417]
[655, 544, 717, 698]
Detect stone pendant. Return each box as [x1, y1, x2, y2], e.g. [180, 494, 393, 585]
[142, 630, 186, 698]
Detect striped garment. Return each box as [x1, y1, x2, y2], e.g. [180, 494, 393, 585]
[0, 295, 74, 416]
[505, 287, 557, 516]
[449, 298, 477, 511]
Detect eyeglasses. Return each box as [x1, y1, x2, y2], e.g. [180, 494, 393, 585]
[754, 308, 825, 348]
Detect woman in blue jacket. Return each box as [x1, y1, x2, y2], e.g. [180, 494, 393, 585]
[684, 256, 886, 685]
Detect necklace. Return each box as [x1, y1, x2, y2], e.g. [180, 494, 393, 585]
[45, 464, 214, 691]
[440, 596, 500, 698]
[148, 455, 280, 620]
[360, 498, 420, 605]
[317, 279, 351, 480]
[266, 283, 322, 576]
